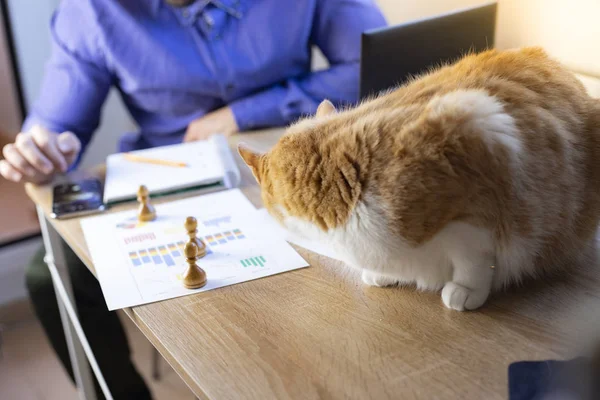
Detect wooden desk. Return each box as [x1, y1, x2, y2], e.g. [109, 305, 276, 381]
[26, 128, 600, 399]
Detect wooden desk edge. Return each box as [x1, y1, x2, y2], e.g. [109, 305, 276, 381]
[122, 307, 211, 399]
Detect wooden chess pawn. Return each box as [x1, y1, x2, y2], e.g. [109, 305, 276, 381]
[184, 216, 206, 258]
[137, 185, 156, 222]
[183, 241, 207, 289]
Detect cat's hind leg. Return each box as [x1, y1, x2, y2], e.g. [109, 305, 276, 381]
[441, 257, 494, 310]
[361, 269, 399, 287]
[441, 224, 496, 311]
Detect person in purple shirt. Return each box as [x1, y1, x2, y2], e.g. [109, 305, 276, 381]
[0, 0, 386, 398]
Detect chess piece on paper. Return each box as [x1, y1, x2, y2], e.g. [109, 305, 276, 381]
[137, 185, 156, 222]
[183, 240, 207, 289]
[184, 216, 207, 258]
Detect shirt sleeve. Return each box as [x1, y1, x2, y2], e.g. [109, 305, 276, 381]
[22, 0, 112, 154]
[229, 0, 387, 131]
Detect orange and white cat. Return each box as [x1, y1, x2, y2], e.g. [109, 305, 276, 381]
[239, 47, 600, 311]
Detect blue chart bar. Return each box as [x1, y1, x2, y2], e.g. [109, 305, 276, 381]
[129, 252, 142, 266]
[149, 248, 162, 264]
[159, 246, 175, 267]
[163, 254, 175, 266]
[224, 231, 235, 240]
[168, 243, 181, 257]
[139, 250, 151, 264]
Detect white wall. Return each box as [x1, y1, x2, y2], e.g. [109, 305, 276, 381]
[495, 0, 600, 78]
[376, 0, 490, 24]
[495, 0, 600, 96]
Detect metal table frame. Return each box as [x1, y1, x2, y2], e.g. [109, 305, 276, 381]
[37, 206, 113, 400]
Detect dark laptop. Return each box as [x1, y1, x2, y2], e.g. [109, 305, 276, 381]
[359, 2, 497, 99]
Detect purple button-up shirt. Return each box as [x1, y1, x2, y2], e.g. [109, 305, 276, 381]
[23, 0, 386, 153]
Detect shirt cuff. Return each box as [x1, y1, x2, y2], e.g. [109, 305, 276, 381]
[229, 86, 288, 132]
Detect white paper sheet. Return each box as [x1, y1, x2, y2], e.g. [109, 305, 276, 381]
[255, 208, 343, 261]
[81, 190, 308, 310]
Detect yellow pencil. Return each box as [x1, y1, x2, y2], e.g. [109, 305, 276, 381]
[123, 153, 188, 168]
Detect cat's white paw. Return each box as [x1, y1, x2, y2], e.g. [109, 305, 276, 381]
[361, 270, 399, 287]
[441, 282, 489, 311]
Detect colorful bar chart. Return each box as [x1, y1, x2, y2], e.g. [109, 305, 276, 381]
[202, 228, 245, 246]
[130, 240, 216, 267]
[240, 256, 266, 267]
[159, 246, 175, 266]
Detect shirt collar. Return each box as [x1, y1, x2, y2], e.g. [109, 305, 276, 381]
[154, 0, 244, 23]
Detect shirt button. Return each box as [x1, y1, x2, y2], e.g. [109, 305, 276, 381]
[225, 83, 234, 91]
[182, 9, 189, 17]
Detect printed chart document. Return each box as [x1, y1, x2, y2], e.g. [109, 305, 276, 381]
[81, 190, 308, 310]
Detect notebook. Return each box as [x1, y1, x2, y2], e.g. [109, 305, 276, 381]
[103, 134, 241, 205]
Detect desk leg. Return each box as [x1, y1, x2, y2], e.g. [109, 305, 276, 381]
[36, 207, 109, 400]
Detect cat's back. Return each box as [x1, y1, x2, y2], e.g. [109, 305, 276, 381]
[353, 47, 600, 248]
[384, 47, 592, 116]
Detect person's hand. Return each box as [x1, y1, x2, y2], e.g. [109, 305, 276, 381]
[0, 125, 81, 184]
[184, 107, 239, 142]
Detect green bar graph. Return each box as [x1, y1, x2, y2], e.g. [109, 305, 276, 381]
[240, 256, 266, 267]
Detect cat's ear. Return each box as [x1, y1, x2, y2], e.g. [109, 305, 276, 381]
[238, 143, 264, 184]
[316, 99, 337, 117]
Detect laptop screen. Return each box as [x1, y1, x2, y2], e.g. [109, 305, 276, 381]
[360, 2, 497, 99]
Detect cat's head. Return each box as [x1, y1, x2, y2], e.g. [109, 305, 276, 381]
[238, 100, 361, 235]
